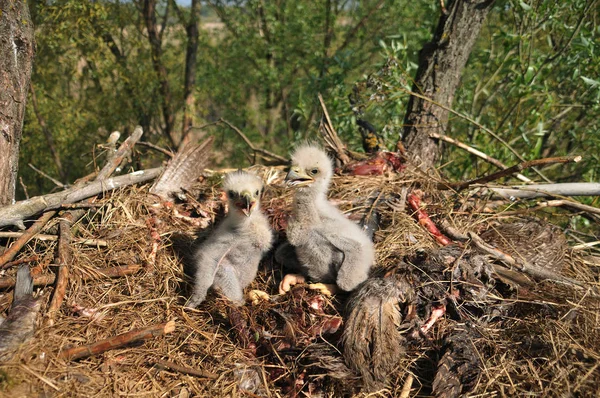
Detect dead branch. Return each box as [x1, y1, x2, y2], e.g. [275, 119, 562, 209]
[468, 232, 589, 289]
[443, 155, 582, 191]
[46, 217, 72, 321]
[318, 94, 351, 165]
[218, 118, 288, 164]
[137, 141, 174, 158]
[0, 232, 107, 247]
[154, 359, 218, 379]
[28, 163, 66, 189]
[97, 126, 144, 180]
[429, 132, 531, 183]
[0, 211, 57, 267]
[482, 182, 600, 199]
[0, 168, 162, 229]
[1, 255, 39, 270]
[59, 320, 176, 361]
[0, 264, 142, 290]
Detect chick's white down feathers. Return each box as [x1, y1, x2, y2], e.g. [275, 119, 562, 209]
[187, 171, 274, 307]
[278, 144, 374, 292]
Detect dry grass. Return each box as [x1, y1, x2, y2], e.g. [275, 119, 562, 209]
[0, 165, 598, 397]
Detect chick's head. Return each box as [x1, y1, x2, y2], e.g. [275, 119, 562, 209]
[223, 170, 264, 217]
[286, 144, 333, 193]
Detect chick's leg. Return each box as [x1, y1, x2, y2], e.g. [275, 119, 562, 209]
[186, 260, 216, 308]
[213, 264, 244, 305]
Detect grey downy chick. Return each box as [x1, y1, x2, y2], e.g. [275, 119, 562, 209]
[277, 144, 375, 292]
[186, 170, 274, 307]
[0, 265, 41, 362]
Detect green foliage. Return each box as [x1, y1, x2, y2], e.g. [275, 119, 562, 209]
[19, 0, 600, 201]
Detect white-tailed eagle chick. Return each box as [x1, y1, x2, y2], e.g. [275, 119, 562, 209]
[277, 144, 374, 294]
[187, 170, 274, 307]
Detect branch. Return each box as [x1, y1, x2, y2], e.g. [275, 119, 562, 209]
[59, 320, 176, 361]
[218, 118, 288, 163]
[154, 359, 218, 379]
[444, 155, 582, 191]
[482, 182, 600, 199]
[0, 232, 107, 247]
[0, 264, 142, 290]
[45, 217, 72, 322]
[0, 168, 163, 229]
[429, 132, 531, 183]
[0, 211, 56, 267]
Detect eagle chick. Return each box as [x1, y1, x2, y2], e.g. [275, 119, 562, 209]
[277, 144, 374, 293]
[187, 170, 273, 307]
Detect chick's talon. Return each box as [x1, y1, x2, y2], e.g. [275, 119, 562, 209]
[307, 283, 338, 296]
[279, 274, 306, 294]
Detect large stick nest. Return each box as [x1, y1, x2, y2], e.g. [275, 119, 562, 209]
[0, 164, 599, 397]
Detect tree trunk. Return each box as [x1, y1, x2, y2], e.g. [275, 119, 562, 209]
[179, 0, 201, 149]
[401, 0, 495, 169]
[0, 0, 35, 206]
[143, 0, 176, 147]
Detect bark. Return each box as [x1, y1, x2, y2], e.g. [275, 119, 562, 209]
[0, 0, 35, 205]
[179, 0, 201, 148]
[143, 0, 176, 146]
[401, 0, 495, 169]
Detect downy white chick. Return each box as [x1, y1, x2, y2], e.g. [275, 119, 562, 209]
[186, 171, 274, 307]
[277, 144, 374, 293]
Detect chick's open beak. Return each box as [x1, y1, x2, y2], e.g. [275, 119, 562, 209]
[285, 167, 313, 187]
[236, 191, 256, 217]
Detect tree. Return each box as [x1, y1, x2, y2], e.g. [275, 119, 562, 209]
[0, 0, 35, 205]
[401, 0, 496, 169]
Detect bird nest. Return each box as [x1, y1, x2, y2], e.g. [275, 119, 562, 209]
[0, 164, 599, 397]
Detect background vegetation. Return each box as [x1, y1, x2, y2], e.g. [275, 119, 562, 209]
[20, 0, 599, 198]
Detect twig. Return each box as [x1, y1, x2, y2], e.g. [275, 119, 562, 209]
[154, 359, 218, 379]
[96, 125, 144, 180]
[0, 211, 57, 268]
[1, 255, 39, 270]
[501, 199, 600, 217]
[482, 183, 600, 199]
[572, 241, 600, 250]
[46, 217, 72, 321]
[218, 118, 288, 163]
[0, 264, 142, 289]
[317, 94, 351, 165]
[0, 232, 107, 247]
[59, 320, 176, 361]
[137, 141, 174, 158]
[399, 374, 414, 398]
[444, 155, 582, 191]
[28, 163, 66, 189]
[430, 132, 531, 183]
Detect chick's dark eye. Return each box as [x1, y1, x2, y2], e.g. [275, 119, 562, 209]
[310, 168, 319, 175]
[255, 190, 260, 196]
[227, 190, 236, 198]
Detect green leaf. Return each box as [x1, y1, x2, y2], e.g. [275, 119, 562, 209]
[519, 1, 532, 11]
